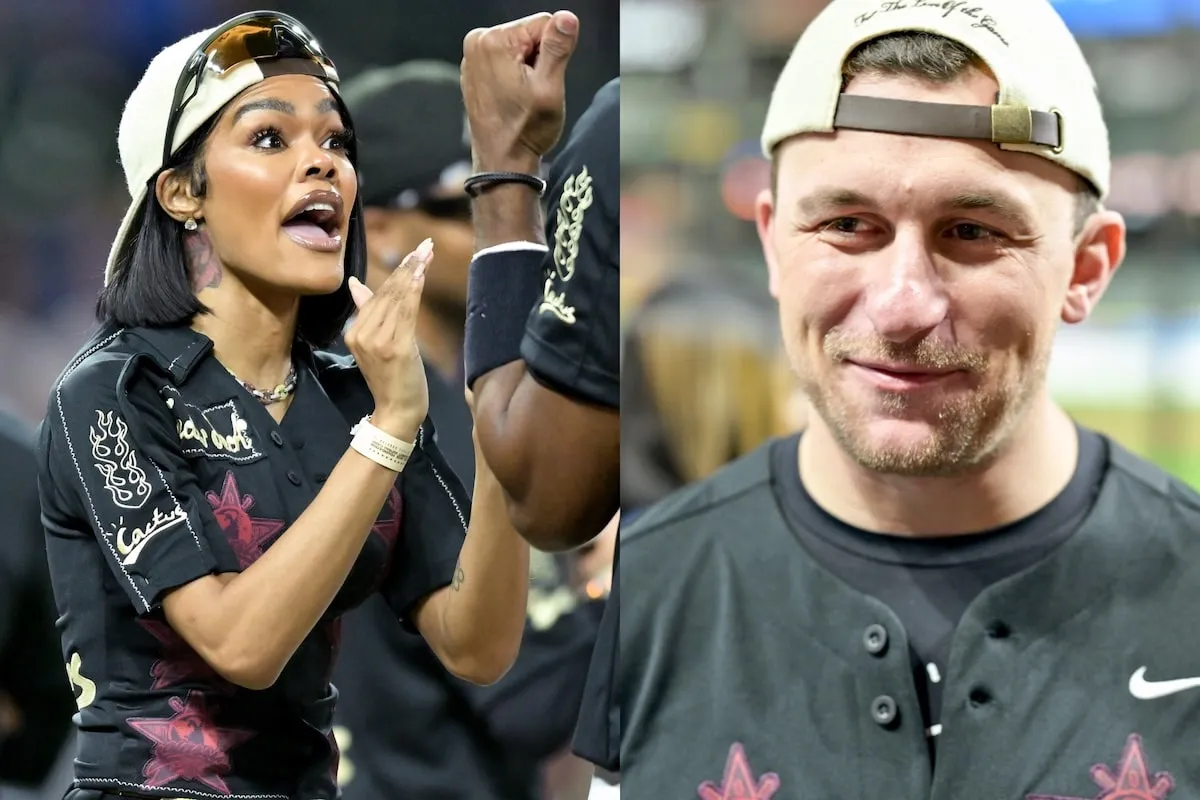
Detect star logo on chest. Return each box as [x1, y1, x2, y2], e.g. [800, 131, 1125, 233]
[206, 471, 285, 568]
[698, 743, 780, 800]
[1027, 733, 1174, 800]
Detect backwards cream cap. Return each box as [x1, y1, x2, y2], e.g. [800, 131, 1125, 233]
[760, 0, 1109, 199]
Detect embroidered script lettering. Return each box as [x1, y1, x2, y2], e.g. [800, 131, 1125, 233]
[177, 411, 254, 455]
[552, 165, 594, 282]
[163, 389, 263, 463]
[89, 410, 152, 510]
[110, 505, 188, 566]
[854, 0, 1008, 46]
[539, 278, 578, 325]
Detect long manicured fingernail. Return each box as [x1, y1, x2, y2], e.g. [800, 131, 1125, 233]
[415, 238, 434, 262]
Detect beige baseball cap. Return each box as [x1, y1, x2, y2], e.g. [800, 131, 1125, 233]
[760, 0, 1110, 200]
[105, 14, 340, 286]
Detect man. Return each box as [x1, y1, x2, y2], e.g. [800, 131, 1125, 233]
[619, 0, 1200, 797]
[330, 63, 607, 800]
[459, 10, 621, 776]
[0, 410, 75, 791]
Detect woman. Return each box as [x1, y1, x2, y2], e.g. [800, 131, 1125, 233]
[35, 12, 529, 800]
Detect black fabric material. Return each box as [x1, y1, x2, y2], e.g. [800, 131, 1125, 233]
[772, 426, 1107, 764]
[571, 541, 619, 771]
[618, 430, 1200, 799]
[0, 412, 76, 786]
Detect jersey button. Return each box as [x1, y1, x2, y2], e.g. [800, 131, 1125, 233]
[270, 431, 285, 447]
[870, 695, 898, 728]
[286, 470, 303, 486]
[863, 624, 889, 656]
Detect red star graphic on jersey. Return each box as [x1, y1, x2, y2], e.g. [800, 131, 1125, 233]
[137, 619, 229, 692]
[127, 692, 254, 794]
[697, 743, 781, 800]
[1027, 734, 1174, 800]
[206, 471, 285, 568]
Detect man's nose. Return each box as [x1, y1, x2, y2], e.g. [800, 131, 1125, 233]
[863, 231, 949, 344]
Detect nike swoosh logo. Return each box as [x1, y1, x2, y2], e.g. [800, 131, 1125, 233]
[1128, 666, 1200, 699]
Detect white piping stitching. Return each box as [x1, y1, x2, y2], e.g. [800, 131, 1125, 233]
[73, 777, 287, 799]
[418, 425, 467, 533]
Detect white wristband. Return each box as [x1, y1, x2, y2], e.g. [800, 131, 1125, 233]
[350, 415, 416, 473]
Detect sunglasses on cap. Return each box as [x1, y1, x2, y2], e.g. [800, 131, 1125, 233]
[162, 11, 339, 166]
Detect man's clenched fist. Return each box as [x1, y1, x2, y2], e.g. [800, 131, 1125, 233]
[461, 10, 581, 173]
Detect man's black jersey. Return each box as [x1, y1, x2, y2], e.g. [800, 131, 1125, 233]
[520, 76, 619, 411]
[773, 427, 1106, 764]
[36, 324, 469, 800]
[619, 430, 1200, 798]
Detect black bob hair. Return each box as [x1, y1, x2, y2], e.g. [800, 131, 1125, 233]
[96, 83, 366, 350]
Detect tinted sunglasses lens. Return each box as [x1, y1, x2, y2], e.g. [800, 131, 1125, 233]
[204, 17, 333, 75]
[164, 14, 336, 164]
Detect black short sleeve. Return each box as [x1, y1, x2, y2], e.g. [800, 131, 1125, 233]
[521, 78, 619, 410]
[380, 414, 470, 632]
[38, 357, 222, 614]
[572, 540, 619, 771]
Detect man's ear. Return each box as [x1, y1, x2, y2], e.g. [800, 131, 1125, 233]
[154, 168, 203, 224]
[1061, 209, 1126, 325]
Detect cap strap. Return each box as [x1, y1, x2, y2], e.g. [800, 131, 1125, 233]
[833, 95, 1061, 150]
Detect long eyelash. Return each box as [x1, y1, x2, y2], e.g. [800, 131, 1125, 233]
[250, 125, 283, 145]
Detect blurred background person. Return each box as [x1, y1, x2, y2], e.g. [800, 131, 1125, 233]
[331, 62, 610, 800]
[621, 272, 806, 519]
[620, 0, 1200, 491]
[0, 2, 615, 799]
[0, 410, 75, 796]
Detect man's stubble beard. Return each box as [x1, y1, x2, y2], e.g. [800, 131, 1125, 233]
[792, 330, 1052, 477]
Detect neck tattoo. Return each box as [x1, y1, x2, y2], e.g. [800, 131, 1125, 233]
[229, 362, 298, 405]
